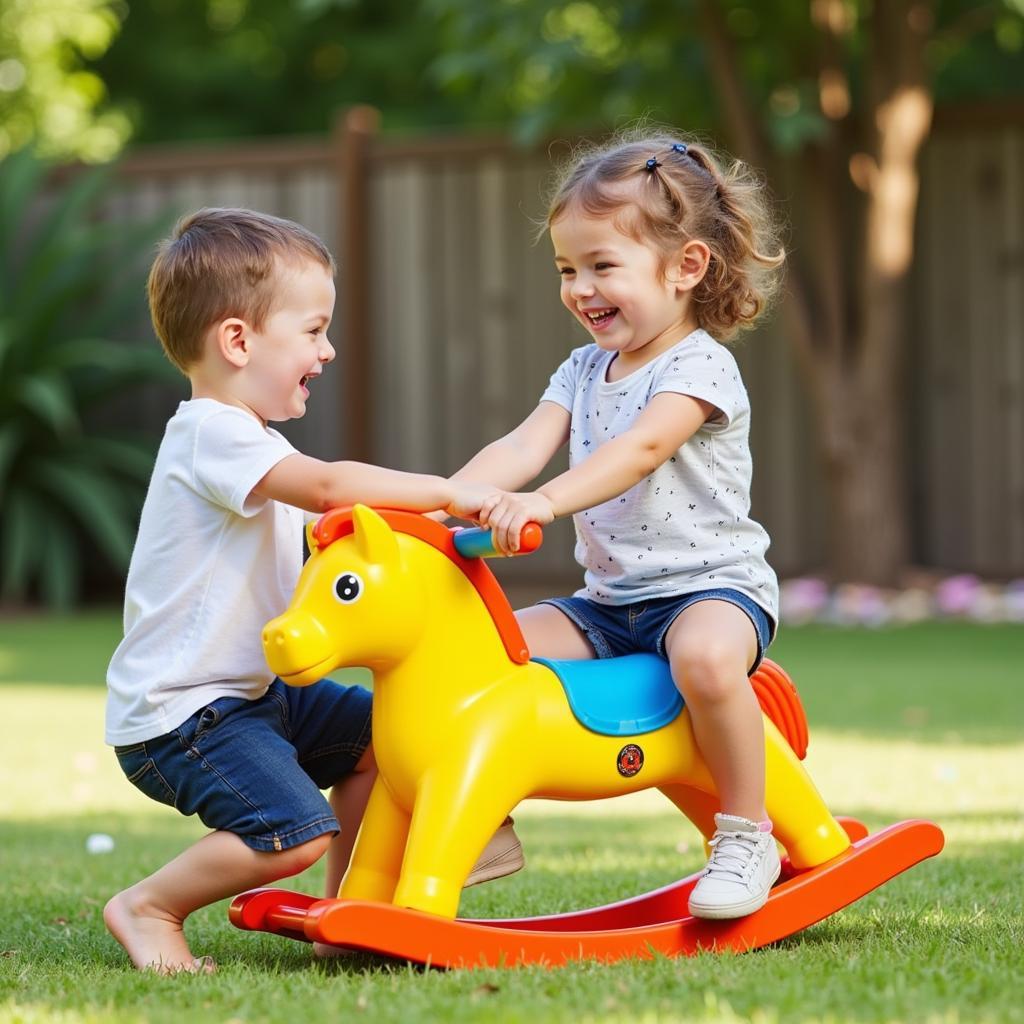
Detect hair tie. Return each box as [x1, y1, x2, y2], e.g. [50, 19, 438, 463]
[671, 143, 688, 155]
[645, 157, 661, 172]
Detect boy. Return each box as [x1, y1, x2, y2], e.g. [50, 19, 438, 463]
[104, 208, 521, 973]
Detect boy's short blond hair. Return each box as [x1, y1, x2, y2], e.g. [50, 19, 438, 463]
[147, 208, 335, 373]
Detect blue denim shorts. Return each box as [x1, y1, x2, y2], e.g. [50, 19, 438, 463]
[540, 588, 774, 675]
[114, 678, 372, 852]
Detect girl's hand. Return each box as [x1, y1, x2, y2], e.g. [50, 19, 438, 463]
[479, 492, 555, 555]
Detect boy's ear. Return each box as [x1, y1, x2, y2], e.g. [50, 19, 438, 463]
[669, 240, 711, 293]
[216, 318, 251, 368]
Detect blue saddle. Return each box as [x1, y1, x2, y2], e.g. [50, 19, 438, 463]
[532, 653, 684, 737]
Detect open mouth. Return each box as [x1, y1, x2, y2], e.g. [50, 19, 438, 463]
[583, 308, 618, 329]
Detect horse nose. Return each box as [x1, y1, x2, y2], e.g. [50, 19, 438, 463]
[264, 622, 295, 651]
[263, 621, 295, 665]
[262, 611, 330, 675]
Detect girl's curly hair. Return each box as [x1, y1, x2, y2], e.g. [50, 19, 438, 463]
[545, 129, 785, 340]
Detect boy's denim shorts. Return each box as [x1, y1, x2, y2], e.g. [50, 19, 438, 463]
[540, 587, 774, 675]
[114, 678, 372, 853]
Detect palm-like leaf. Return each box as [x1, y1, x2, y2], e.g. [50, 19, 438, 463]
[0, 148, 178, 607]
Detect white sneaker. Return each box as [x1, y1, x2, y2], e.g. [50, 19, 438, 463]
[463, 816, 524, 888]
[688, 813, 782, 920]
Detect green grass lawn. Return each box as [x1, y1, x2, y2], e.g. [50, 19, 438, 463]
[1, 611, 1022, 1024]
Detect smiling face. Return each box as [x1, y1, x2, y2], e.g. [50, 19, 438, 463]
[241, 258, 337, 422]
[551, 204, 697, 369]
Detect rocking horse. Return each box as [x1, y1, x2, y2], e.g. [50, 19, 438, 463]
[230, 505, 943, 967]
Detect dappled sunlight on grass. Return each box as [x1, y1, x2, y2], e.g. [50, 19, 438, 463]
[515, 729, 1023, 837]
[0, 1009, 112, 1024]
[800, 733, 1023, 820]
[2, 685, 162, 819]
[937, 817, 1024, 850]
[6, 682, 1021, 839]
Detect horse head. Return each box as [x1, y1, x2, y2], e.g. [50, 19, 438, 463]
[262, 504, 426, 686]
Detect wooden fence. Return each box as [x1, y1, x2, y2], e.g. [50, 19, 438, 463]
[917, 107, 1024, 578]
[99, 106, 1023, 582]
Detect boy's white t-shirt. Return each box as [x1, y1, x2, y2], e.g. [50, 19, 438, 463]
[105, 398, 305, 745]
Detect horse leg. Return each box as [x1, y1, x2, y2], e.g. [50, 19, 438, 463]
[658, 783, 720, 847]
[660, 717, 850, 869]
[338, 776, 409, 903]
[393, 763, 521, 919]
[762, 717, 850, 868]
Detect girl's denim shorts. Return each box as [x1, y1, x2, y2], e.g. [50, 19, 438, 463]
[114, 678, 372, 853]
[541, 587, 774, 675]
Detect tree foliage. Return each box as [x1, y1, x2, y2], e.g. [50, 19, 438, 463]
[90, 0, 488, 143]
[0, 0, 131, 161]
[426, 0, 1024, 141]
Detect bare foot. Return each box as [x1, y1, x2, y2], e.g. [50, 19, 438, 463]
[146, 955, 216, 976]
[104, 888, 216, 974]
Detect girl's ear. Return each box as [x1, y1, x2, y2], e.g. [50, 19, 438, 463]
[215, 318, 251, 368]
[669, 240, 711, 293]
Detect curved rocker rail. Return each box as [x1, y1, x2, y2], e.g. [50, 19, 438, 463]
[230, 819, 943, 968]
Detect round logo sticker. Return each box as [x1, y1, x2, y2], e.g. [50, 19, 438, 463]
[617, 743, 644, 778]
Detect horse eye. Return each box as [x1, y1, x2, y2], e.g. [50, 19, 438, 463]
[333, 572, 363, 603]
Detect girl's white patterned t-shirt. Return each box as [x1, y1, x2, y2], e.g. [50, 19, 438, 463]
[540, 330, 778, 624]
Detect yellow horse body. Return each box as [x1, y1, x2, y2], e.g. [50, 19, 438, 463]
[263, 505, 850, 920]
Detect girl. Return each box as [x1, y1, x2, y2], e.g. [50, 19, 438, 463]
[455, 131, 786, 919]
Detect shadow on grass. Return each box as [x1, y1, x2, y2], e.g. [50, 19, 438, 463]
[0, 611, 123, 688]
[770, 622, 1024, 744]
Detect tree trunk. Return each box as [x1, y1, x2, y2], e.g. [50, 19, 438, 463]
[812, 351, 912, 585]
[818, 3, 933, 585]
[787, 3, 933, 585]
[704, 0, 934, 585]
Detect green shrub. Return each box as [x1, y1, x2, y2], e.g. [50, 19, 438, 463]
[0, 149, 178, 607]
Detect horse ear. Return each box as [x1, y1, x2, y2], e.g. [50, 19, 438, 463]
[351, 504, 400, 566]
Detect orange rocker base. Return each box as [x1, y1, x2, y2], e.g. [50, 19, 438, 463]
[230, 817, 944, 968]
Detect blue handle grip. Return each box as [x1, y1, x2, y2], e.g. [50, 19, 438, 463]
[452, 528, 501, 558]
[452, 524, 543, 559]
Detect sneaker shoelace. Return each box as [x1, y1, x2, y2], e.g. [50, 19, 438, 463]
[704, 830, 765, 881]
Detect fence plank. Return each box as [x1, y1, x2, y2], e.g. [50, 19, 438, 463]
[920, 133, 972, 569]
[966, 134, 1006, 574]
[439, 160, 481, 472]
[1003, 131, 1024, 567]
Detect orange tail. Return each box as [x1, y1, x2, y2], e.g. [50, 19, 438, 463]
[751, 659, 809, 759]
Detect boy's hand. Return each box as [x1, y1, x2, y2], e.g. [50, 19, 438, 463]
[445, 481, 501, 522]
[479, 492, 555, 555]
